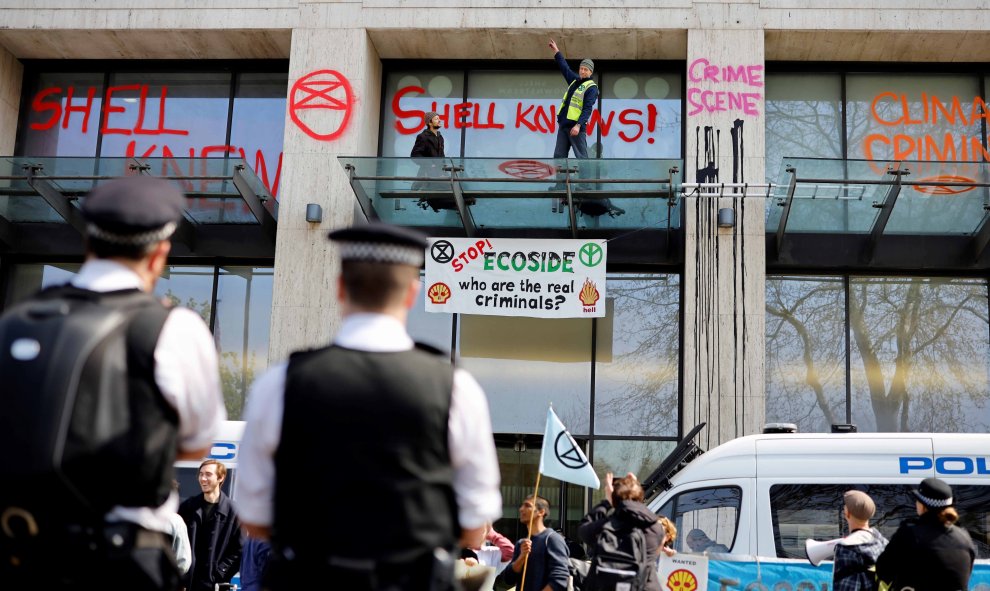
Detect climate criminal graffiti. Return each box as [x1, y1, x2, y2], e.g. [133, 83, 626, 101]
[28, 83, 284, 197]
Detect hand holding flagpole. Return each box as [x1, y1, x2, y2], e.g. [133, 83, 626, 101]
[519, 407, 601, 591]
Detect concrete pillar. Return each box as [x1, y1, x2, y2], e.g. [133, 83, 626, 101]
[268, 25, 382, 362]
[682, 28, 766, 449]
[0, 45, 22, 155]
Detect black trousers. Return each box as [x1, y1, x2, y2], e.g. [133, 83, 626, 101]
[1, 522, 180, 591]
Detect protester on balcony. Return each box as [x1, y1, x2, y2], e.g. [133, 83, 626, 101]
[549, 38, 598, 160]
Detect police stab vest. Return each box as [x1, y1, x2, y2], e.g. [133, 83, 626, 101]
[274, 343, 458, 564]
[560, 79, 597, 122]
[0, 285, 177, 531]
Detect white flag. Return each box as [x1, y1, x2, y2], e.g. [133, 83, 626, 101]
[538, 407, 600, 489]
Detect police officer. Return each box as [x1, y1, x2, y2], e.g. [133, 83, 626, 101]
[0, 175, 225, 590]
[236, 222, 502, 591]
[876, 477, 976, 591]
[549, 38, 598, 159]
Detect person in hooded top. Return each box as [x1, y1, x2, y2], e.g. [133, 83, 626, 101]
[831, 490, 888, 591]
[578, 472, 666, 591]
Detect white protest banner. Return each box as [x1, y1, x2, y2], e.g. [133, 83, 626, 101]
[423, 237, 607, 318]
[658, 554, 708, 591]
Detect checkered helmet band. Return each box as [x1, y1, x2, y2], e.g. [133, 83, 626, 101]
[916, 492, 952, 508]
[338, 241, 424, 266]
[87, 221, 177, 245]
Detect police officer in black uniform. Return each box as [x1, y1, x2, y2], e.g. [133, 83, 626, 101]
[0, 175, 225, 591]
[236, 222, 502, 591]
[877, 477, 977, 591]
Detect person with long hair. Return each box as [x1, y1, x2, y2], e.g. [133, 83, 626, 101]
[578, 472, 666, 591]
[876, 478, 976, 591]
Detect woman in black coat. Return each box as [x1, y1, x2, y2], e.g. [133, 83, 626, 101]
[876, 477, 976, 591]
[578, 472, 666, 591]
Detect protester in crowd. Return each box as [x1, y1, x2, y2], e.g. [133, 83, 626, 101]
[499, 495, 570, 591]
[826, 490, 888, 591]
[179, 460, 242, 591]
[0, 175, 225, 591]
[877, 478, 976, 591]
[235, 222, 502, 591]
[578, 472, 665, 591]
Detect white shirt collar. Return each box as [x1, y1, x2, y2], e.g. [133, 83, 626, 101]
[334, 313, 414, 352]
[71, 259, 144, 293]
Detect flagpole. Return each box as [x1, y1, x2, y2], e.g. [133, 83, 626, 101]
[518, 470, 542, 591]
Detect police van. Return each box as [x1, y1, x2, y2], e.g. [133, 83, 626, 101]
[644, 424, 990, 560]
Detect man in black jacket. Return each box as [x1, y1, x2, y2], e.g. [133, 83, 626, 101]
[179, 459, 242, 591]
[411, 111, 445, 158]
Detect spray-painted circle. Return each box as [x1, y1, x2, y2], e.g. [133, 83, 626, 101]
[289, 69, 355, 142]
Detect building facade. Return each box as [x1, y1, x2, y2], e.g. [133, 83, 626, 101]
[1, 0, 989, 535]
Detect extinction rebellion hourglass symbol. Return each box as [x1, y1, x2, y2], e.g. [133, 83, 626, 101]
[289, 70, 355, 142]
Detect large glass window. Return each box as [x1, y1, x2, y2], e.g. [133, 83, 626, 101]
[2, 262, 274, 420]
[766, 275, 990, 433]
[599, 73, 681, 159]
[382, 70, 465, 158]
[764, 73, 842, 183]
[382, 65, 683, 159]
[595, 275, 680, 437]
[464, 70, 560, 157]
[766, 276, 847, 432]
[18, 65, 288, 197]
[214, 267, 274, 419]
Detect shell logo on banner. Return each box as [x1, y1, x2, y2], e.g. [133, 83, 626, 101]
[424, 237, 607, 319]
[660, 556, 708, 591]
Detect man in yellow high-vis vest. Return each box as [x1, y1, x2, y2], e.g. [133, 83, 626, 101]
[549, 38, 598, 159]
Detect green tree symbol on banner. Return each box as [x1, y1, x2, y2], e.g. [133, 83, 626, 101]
[579, 242, 603, 267]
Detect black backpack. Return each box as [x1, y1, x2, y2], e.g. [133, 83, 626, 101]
[0, 285, 177, 536]
[586, 517, 650, 591]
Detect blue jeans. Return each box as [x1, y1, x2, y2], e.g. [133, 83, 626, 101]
[554, 122, 588, 159]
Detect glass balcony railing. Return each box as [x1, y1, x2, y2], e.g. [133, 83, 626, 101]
[768, 157, 990, 236]
[338, 156, 682, 237]
[0, 156, 277, 226]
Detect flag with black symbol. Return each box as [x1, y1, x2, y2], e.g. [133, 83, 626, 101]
[539, 407, 600, 489]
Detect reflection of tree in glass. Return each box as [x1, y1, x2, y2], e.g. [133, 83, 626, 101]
[219, 350, 258, 420]
[767, 276, 990, 432]
[595, 278, 679, 437]
[162, 289, 253, 420]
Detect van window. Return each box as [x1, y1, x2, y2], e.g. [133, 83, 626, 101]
[770, 484, 990, 559]
[657, 486, 741, 553]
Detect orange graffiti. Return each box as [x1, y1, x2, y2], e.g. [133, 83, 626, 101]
[912, 175, 977, 195]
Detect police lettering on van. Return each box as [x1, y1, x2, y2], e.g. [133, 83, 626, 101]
[900, 456, 990, 475]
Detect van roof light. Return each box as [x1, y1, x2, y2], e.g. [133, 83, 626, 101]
[831, 424, 858, 433]
[763, 423, 798, 434]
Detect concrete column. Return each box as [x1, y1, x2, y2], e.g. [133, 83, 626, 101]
[682, 28, 766, 448]
[268, 25, 382, 362]
[0, 45, 22, 155]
